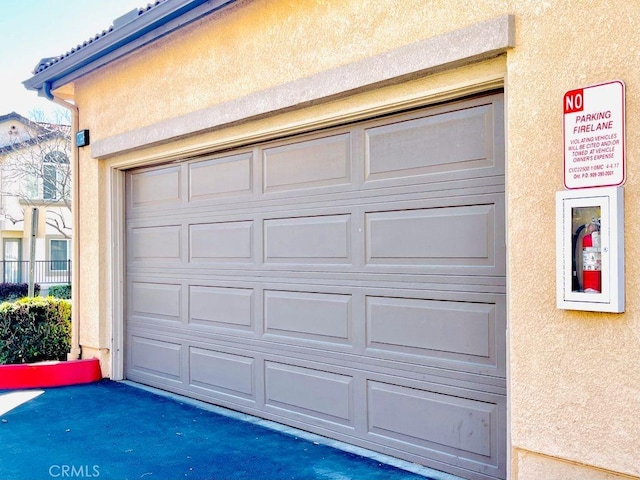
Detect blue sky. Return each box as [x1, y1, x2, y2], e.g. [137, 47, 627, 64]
[0, 0, 145, 121]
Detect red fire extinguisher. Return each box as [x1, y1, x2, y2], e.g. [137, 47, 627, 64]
[582, 219, 601, 293]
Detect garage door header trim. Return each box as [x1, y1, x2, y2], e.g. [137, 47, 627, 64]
[93, 14, 514, 160]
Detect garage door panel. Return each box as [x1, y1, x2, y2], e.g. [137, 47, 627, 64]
[131, 281, 182, 321]
[263, 133, 351, 193]
[366, 204, 495, 266]
[188, 152, 253, 201]
[264, 214, 351, 264]
[367, 380, 502, 474]
[129, 165, 182, 209]
[128, 335, 183, 381]
[130, 179, 504, 225]
[125, 277, 505, 378]
[130, 225, 182, 262]
[264, 289, 352, 344]
[188, 285, 254, 330]
[265, 361, 354, 426]
[189, 221, 254, 263]
[365, 98, 503, 187]
[366, 295, 495, 359]
[189, 347, 255, 400]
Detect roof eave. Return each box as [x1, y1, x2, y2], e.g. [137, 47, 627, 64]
[23, 0, 236, 98]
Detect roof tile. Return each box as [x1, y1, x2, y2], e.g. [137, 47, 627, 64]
[32, 1, 168, 75]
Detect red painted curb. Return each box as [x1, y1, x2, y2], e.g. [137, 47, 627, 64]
[0, 358, 102, 389]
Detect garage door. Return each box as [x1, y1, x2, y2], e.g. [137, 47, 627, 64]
[124, 93, 506, 480]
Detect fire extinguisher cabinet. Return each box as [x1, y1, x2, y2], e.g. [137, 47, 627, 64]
[556, 186, 624, 312]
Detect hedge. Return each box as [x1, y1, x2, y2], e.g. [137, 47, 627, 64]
[48, 284, 71, 299]
[0, 297, 71, 365]
[0, 283, 40, 302]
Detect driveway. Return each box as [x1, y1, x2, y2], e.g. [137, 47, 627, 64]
[0, 381, 455, 480]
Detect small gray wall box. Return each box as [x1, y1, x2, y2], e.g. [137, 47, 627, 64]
[76, 129, 90, 147]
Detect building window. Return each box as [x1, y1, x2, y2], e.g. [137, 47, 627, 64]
[50, 239, 70, 271]
[42, 151, 69, 201]
[43, 163, 57, 200]
[3, 238, 22, 283]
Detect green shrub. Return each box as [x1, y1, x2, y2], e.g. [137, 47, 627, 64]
[48, 284, 71, 299]
[0, 283, 40, 302]
[0, 297, 71, 365]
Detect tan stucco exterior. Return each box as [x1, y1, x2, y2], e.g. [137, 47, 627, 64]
[38, 1, 639, 479]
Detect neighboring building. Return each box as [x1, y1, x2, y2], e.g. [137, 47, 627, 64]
[0, 112, 72, 289]
[22, 2, 639, 480]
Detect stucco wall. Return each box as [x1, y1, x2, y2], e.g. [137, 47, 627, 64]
[515, 451, 639, 480]
[504, 2, 640, 479]
[63, 1, 639, 479]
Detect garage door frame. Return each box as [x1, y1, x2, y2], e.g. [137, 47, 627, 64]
[108, 77, 505, 379]
[107, 81, 508, 480]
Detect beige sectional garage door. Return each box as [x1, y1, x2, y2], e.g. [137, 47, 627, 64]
[124, 93, 506, 480]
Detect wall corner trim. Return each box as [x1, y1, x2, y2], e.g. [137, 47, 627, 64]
[93, 14, 515, 159]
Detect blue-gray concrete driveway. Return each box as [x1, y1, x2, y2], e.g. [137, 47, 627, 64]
[0, 381, 454, 480]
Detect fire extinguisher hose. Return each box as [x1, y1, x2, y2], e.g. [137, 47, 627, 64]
[572, 223, 587, 291]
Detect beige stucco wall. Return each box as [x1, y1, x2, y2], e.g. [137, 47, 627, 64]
[515, 451, 639, 480]
[58, 1, 639, 479]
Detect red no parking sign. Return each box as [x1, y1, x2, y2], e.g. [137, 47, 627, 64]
[563, 81, 625, 189]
